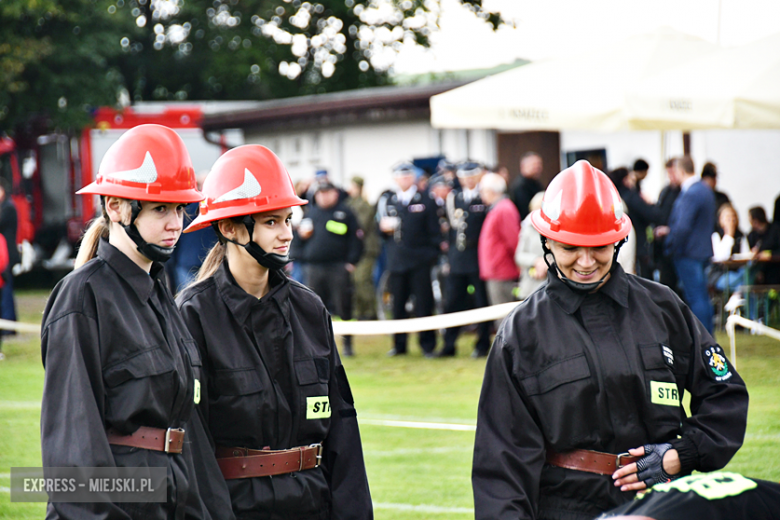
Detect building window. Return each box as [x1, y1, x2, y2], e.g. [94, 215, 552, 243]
[289, 137, 301, 165]
[269, 139, 281, 157]
[310, 132, 321, 162]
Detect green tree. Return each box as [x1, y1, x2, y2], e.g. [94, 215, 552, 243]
[0, 0, 127, 132]
[0, 0, 503, 134]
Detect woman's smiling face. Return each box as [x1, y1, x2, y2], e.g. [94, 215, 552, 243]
[548, 239, 615, 287]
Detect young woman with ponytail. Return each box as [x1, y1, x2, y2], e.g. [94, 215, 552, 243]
[40, 124, 233, 520]
[176, 145, 373, 520]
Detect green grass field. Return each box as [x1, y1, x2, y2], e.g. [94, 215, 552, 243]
[1, 290, 778, 519]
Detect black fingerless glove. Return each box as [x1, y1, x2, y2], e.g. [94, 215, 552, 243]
[636, 443, 678, 488]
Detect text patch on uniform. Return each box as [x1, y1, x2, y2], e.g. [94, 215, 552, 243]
[650, 381, 680, 406]
[662, 344, 674, 366]
[306, 396, 331, 419]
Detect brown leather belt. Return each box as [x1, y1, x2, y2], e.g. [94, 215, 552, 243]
[546, 448, 639, 476]
[215, 444, 323, 480]
[106, 426, 185, 454]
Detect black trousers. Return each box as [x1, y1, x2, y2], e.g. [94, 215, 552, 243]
[442, 272, 491, 354]
[305, 263, 353, 349]
[390, 265, 436, 353]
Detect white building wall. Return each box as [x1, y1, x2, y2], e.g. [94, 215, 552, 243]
[246, 119, 780, 227]
[338, 121, 433, 200]
[245, 122, 496, 204]
[690, 129, 780, 226]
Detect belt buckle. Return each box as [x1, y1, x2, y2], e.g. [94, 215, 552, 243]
[615, 452, 631, 469]
[165, 428, 185, 453]
[310, 443, 323, 468]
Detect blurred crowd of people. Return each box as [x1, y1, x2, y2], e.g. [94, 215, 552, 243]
[608, 156, 780, 332]
[143, 153, 780, 359]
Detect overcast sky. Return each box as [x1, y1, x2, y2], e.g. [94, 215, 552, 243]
[393, 0, 780, 74]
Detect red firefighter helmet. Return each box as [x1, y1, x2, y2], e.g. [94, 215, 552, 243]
[530, 160, 631, 247]
[185, 145, 307, 233]
[77, 124, 202, 203]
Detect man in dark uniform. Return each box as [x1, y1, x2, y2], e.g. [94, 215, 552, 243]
[428, 174, 452, 228]
[427, 173, 453, 257]
[438, 162, 491, 358]
[436, 159, 461, 191]
[299, 181, 363, 356]
[377, 163, 441, 357]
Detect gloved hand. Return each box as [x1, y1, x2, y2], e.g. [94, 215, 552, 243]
[636, 443, 678, 487]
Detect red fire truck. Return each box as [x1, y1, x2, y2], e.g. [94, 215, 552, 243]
[0, 104, 240, 272]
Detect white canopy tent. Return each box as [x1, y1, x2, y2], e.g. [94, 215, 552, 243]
[430, 28, 780, 231]
[429, 28, 718, 132]
[626, 31, 780, 130]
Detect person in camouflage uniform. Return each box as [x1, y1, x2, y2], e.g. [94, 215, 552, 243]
[347, 176, 381, 320]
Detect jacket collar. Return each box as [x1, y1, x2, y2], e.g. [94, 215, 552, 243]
[681, 175, 698, 193]
[395, 185, 418, 205]
[214, 261, 289, 324]
[98, 238, 163, 302]
[545, 262, 630, 314]
[488, 194, 509, 210]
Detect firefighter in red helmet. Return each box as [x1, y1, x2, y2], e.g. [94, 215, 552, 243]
[41, 124, 233, 519]
[472, 161, 748, 520]
[176, 145, 373, 519]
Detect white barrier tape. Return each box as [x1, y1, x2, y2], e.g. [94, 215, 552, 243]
[0, 319, 41, 333]
[331, 301, 521, 336]
[725, 314, 780, 370]
[0, 301, 523, 337]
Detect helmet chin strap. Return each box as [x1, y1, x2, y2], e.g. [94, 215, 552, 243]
[103, 198, 176, 263]
[540, 236, 627, 293]
[212, 215, 291, 271]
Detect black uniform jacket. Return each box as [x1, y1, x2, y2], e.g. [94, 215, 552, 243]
[40, 239, 233, 520]
[446, 189, 487, 274]
[176, 263, 373, 520]
[472, 265, 748, 520]
[299, 202, 363, 265]
[376, 189, 440, 273]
